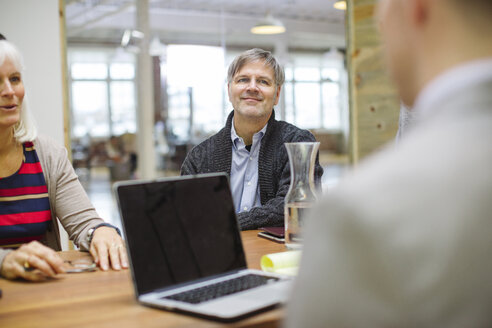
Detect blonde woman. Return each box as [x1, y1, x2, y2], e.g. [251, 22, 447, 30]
[0, 38, 128, 281]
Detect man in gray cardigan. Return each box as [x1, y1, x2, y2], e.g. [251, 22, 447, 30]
[181, 48, 323, 230]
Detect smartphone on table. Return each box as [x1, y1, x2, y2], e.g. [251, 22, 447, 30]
[257, 226, 285, 243]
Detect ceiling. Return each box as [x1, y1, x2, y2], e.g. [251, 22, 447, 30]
[65, 0, 346, 51]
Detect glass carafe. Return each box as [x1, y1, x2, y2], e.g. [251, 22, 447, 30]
[284, 142, 320, 249]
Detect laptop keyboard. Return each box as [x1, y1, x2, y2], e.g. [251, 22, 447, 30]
[162, 274, 279, 304]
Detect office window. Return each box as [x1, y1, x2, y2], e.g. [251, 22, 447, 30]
[69, 49, 136, 139]
[322, 83, 341, 129]
[110, 81, 135, 135]
[71, 81, 109, 137]
[110, 63, 135, 79]
[294, 67, 319, 81]
[162, 48, 346, 145]
[167, 86, 192, 142]
[294, 82, 321, 128]
[68, 47, 345, 145]
[283, 52, 345, 131]
[164, 45, 225, 142]
[72, 63, 108, 79]
[284, 80, 295, 123]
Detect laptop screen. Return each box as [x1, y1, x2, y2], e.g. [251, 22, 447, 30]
[116, 174, 247, 295]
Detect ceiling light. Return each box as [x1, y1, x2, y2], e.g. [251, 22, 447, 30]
[334, 1, 346, 10]
[251, 13, 286, 35]
[121, 29, 144, 47]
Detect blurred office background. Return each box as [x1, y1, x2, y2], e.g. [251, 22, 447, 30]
[2, 0, 359, 238]
[62, 0, 351, 227]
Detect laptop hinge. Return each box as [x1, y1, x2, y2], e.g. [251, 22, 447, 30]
[148, 268, 247, 295]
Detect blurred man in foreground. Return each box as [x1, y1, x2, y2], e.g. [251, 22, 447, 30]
[287, 0, 492, 326]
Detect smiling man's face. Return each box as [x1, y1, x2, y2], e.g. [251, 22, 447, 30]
[228, 60, 281, 121]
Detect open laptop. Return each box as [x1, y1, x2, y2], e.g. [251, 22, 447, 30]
[113, 173, 292, 322]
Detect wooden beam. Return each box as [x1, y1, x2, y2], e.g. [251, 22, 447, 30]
[347, 0, 400, 163]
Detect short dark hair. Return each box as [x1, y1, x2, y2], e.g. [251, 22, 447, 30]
[0, 33, 6, 41]
[450, 0, 492, 28]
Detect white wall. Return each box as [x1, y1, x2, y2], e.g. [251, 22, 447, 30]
[0, 0, 65, 144]
[1, 0, 70, 250]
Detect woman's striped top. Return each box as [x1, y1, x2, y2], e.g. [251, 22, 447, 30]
[0, 141, 52, 248]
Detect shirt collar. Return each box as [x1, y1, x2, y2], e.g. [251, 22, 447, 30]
[414, 58, 492, 118]
[230, 119, 268, 150]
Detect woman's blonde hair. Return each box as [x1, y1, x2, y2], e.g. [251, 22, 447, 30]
[0, 40, 37, 143]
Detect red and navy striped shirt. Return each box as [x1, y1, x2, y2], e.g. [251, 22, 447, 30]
[0, 142, 52, 248]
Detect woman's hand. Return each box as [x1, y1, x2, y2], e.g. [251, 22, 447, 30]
[89, 227, 129, 271]
[0, 241, 65, 281]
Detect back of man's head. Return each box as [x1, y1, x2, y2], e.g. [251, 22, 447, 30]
[376, 0, 492, 106]
[227, 48, 285, 87]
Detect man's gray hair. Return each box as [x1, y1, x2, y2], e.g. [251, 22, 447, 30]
[227, 48, 285, 86]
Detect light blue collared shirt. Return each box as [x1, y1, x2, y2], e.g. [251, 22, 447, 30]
[230, 122, 267, 213]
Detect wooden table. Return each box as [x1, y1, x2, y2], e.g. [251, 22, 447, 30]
[0, 230, 288, 328]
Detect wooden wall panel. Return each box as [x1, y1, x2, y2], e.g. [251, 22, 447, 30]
[347, 0, 400, 163]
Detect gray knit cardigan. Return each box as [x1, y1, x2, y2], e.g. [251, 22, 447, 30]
[181, 110, 324, 230]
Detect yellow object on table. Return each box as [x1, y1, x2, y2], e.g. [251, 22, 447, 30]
[260, 250, 301, 276]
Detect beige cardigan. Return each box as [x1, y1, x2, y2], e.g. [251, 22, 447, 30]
[0, 135, 104, 271]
